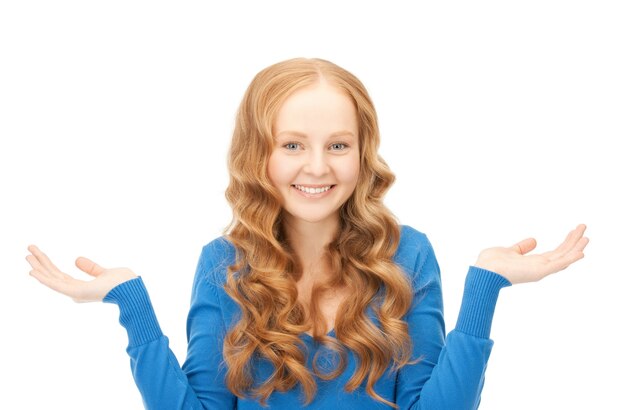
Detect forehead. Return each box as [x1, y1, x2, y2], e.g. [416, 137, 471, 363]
[273, 82, 358, 137]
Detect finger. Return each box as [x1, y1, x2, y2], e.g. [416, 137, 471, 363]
[560, 236, 589, 263]
[29, 268, 85, 299]
[25, 254, 53, 279]
[25, 253, 68, 281]
[27, 245, 64, 276]
[546, 250, 585, 274]
[546, 224, 587, 259]
[510, 238, 537, 255]
[572, 236, 590, 253]
[545, 236, 588, 274]
[75, 256, 106, 277]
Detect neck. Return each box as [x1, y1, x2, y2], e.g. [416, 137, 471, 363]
[283, 213, 340, 276]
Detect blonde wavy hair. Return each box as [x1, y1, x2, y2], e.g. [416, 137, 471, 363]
[223, 57, 417, 408]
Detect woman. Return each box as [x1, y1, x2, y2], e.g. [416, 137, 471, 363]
[26, 58, 589, 409]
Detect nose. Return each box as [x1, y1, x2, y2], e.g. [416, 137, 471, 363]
[303, 149, 330, 177]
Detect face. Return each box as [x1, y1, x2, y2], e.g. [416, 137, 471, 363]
[268, 81, 360, 227]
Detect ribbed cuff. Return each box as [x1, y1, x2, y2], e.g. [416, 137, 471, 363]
[455, 266, 511, 339]
[103, 277, 163, 347]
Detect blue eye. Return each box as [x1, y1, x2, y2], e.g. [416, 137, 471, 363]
[330, 143, 347, 150]
[284, 142, 300, 150]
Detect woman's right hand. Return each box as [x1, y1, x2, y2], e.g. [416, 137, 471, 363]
[26, 245, 138, 303]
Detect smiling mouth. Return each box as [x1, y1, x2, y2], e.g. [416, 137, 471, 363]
[291, 184, 336, 194]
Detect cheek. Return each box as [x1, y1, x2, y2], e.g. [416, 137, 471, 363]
[267, 153, 296, 186]
[266, 154, 280, 185]
[338, 156, 360, 185]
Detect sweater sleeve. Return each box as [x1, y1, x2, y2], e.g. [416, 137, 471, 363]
[103, 240, 236, 410]
[395, 232, 511, 410]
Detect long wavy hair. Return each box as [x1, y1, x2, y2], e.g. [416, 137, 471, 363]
[222, 58, 417, 408]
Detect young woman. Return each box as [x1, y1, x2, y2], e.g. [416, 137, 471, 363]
[26, 58, 589, 409]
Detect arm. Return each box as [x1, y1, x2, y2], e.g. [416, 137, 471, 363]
[26, 240, 236, 410]
[395, 224, 588, 409]
[395, 231, 510, 410]
[103, 239, 236, 409]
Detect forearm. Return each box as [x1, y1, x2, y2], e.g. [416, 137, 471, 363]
[104, 277, 206, 410]
[398, 266, 510, 410]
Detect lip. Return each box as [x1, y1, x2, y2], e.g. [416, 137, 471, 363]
[292, 184, 335, 188]
[291, 184, 336, 198]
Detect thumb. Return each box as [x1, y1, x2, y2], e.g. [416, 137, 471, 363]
[510, 238, 537, 255]
[75, 256, 106, 277]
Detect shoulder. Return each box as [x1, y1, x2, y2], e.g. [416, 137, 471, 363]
[196, 235, 237, 288]
[398, 225, 430, 248]
[396, 224, 441, 289]
[396, 224, 433, 269]
[200, 235, 237, 264]
[190, 236, 240, 328]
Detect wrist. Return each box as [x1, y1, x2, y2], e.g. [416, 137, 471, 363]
[456, 266, 512, 338]
[474, 254, 505, 277]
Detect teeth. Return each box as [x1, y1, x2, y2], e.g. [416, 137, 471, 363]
[294, 185, 332, 194]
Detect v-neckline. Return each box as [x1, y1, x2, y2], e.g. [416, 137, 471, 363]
[302, 327, 336, 340]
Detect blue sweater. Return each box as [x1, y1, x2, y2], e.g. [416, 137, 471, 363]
[103, 225, 511, 409]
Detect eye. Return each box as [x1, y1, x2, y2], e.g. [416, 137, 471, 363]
[330, 143, 348, 150]
[283, 142, 300, 151]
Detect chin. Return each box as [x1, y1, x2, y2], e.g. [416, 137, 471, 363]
[292, 215, 333, 224]
[284, 209, 340, 225]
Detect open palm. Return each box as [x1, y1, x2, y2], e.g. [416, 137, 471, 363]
[26, 245, 138, 303]
[475, 224, 589, 285]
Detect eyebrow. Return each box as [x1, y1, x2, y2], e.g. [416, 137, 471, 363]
[275, 130, 356, 139]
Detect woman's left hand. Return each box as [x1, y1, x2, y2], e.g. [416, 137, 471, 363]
[474, 224, 589, 285]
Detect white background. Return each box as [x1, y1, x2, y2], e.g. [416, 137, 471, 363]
[1, 1, 624, 409]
